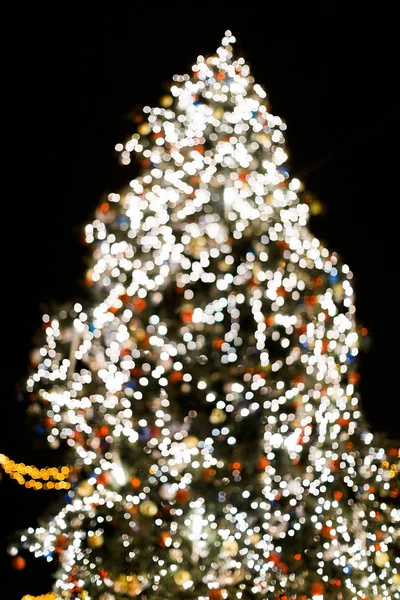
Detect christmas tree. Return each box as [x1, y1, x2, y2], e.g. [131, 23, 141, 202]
[11, 31, 399, 600]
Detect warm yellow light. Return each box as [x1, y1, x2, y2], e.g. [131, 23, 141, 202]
[21, 594, 57, 600]
[0, 453, 71, 489]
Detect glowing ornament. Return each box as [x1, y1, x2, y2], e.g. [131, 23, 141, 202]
[256, 457, 269, 470]
[139, 500, 158, 517]
[137, 122, 151, 135]
[222, 539, 239, 556]
[329, 459, 340, 472]
[12, 555, 26, 570]
[210, 408, 226, 424]
[169, 548, 183, 561]
[173, 569, 192, 586]
[159, 532, 172, 547]
[114, 574, 129, 593]
[159, 483, 176, 500]
[88, 533, 104, 548]
[77, 481, 94, 497]
[126, 574, 142, 597]
[257, 132, 270, 146]
[249, 533, 261, 544]
[132, 296, 147, 312]
[310, 582, 324, 596]
[55, 534, 69, 552]
[202, 467, 216, 482]
[169, 370, 183, 383]
[96, 471, 111, 486]
[209, 590, 223, 600]
[218, 260, 230, 272]
[184, 435, 199, 448]
[374, 551, 389, 567]
[392, 572, 400, 585]
[310, 198, 323, 215]
[160, 94, 173, 108]
[321, 525, 334, 538]
[130, 476, 141, 489]
[175, 487, 191, 503]
[333, 283, 344, 302]
[180, 304, 194, 324]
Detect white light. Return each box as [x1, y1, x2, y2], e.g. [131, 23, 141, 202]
[191, 514, 203, 538]
[112, 463, 126, 486]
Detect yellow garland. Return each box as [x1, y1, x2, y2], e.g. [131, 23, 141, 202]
[21, 595, 57, 600]
[0, 453, 71, 490]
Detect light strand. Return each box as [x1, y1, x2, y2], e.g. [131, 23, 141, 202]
[0, 453, 71, 490]
[21, 595, 58, 600]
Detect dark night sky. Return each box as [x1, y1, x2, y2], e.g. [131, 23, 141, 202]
[1, 5, 399, 598]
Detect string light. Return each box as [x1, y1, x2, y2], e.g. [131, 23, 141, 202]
[12, 30, 400, 600]
[0, 453, 71, 490]
[21, 595, 57, 600]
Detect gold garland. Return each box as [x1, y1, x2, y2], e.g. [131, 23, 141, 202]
[21, 595, 57, 600]
[0, 453, 71, 490]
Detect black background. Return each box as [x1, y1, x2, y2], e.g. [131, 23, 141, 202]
[1, 5, 399, 598]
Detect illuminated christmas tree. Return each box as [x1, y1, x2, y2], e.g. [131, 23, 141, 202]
[12, 31, 400, 600]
